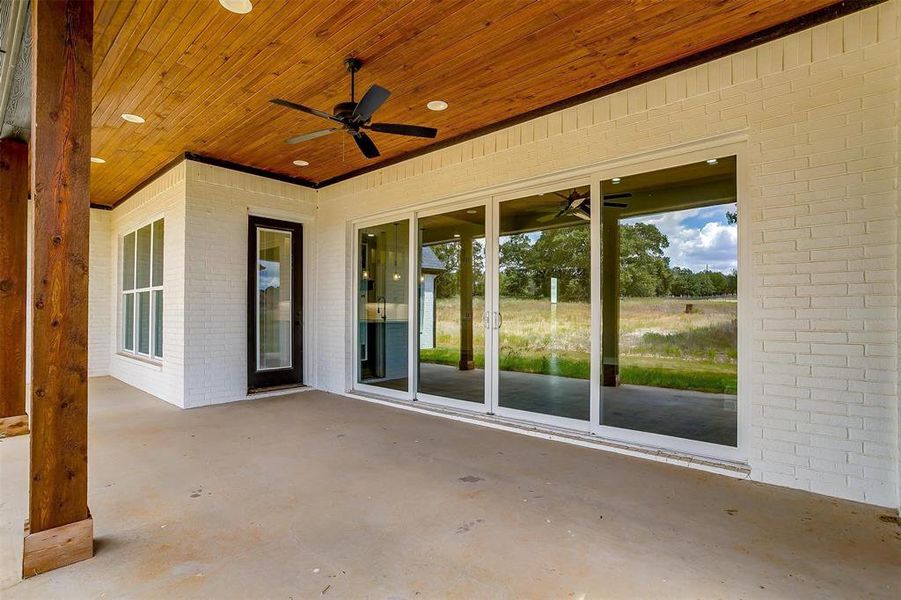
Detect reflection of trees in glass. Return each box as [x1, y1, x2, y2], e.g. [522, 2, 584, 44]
[430, 240, 485, 299]
[496, 220, 737, 299]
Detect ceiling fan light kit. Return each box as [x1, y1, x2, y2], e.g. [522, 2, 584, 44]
[270, 58, 438, 160]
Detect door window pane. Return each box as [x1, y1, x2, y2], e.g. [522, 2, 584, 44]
[152, 219, 164, 287]
[417, 207, 485, 404]
[257, 228, 292, 370]
[123, 232, 135, 291]
[600, 156, 738, 447]
[137, 291, 150, 355]
[124, 293, 134, 351]
[153, 290, 163, 358]
[357, 221, 409, 392]
[497, 188, 591, 420]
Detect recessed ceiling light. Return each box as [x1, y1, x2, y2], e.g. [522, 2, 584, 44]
[466, 209, 477, 214]
[90, 157, 106, 164]
[706, 158, 718, 165]
[453, 233, 461, 238]
[121, 113, 145, 124]
[219, 0, 253, 14]
[611, 177, 621, 184]
[427, 100, 448, 111]
[367, 233, 375, 238]
[293, 159, 309, 167]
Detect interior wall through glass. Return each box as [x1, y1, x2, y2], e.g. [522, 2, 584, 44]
[357, 220, 410, 392]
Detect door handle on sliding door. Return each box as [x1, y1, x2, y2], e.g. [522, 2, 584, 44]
[495, 311, 503, 330]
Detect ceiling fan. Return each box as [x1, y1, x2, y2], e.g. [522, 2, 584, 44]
[269, 58, 438, 159]
[536, 189, 631, 223]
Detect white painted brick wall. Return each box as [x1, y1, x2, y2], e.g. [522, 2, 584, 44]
[182, 162, 317, 408]
[88, 210, 111, 376]
[313, 3, 901, 507]
[107, 162, 188, 407]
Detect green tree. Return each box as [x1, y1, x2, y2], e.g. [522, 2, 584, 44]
[619, 222, 671, 297]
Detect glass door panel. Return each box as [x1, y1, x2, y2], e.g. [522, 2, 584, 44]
[357, 220, 410, 392]
[599, 156, 738, 448]
[257, 228, 293, 370]
[496, 187, 591, 421]
[417, 206, 486, 405]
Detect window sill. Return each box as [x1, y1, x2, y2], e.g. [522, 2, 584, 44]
[115, 352, 163, 370]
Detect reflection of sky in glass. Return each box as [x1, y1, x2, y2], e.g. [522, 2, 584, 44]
[259, 260, 281, 291]
[622, 203, 737, 273]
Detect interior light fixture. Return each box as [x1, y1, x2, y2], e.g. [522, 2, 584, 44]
[367, 233, 375, 238]
[427, 100, 448, 111]
[121, 113, 145, 124]
[611, 177, 622, 184]
[219, 0, 253, 14]
[90, 157, 106, 164]
[453, 233, 461, 238]
[392, 223, 401, 282]
[293, 159, 309, 167]
[465, 209, 477, 214]
[706, 158, 718, 165]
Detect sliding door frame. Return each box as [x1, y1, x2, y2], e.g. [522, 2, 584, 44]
[412, 197, 494, 413]
[585, 141, 749, 463]
[352, 212, 417, 402]
[348, 134, 749, 465]
[489, 177, 594, 432]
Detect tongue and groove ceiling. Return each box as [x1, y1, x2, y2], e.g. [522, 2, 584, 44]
[84, 1, 848, 205]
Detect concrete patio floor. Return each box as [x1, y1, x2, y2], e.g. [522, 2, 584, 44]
[1, 377, 898, 599]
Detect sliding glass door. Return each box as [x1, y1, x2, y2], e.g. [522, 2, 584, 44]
[492, 187, 591, 428]
[416, 204, 488, 410]
[356, 220, 411, 395]
[352, 150, 741, 460]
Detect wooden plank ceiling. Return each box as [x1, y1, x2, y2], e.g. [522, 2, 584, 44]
[91, 0, 842, 206]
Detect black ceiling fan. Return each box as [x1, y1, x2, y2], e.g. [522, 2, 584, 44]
[269, 58, 438, 159]
[536, 189, 632, 223]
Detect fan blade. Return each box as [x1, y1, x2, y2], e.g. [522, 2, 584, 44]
[367, 123, 437, 138]
[603, 192, 632, 200]
[351, 130, 380, 159]
[270, 98, 342, 123]
[285, 128, 339, 144]
[603, 201, 628, 208]
[352, 85, 390, 123]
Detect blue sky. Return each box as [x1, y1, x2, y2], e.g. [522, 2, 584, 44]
[622, 203, 737, 273]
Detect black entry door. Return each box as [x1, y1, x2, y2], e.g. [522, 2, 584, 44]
[247, 217, 303, 390]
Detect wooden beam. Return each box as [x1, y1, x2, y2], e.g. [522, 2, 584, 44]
[0, 138, 29, 438]
[24, 0, 93, 576]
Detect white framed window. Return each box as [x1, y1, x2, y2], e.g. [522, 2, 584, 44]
[122, 218, 164, 360]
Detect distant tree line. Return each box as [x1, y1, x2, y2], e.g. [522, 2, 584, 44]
[428, 220, 736, 302]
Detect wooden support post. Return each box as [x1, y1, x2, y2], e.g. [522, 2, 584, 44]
[601, 207, 620, 387]
[458, 234, 474, 371]
[0, 138, 29, 438]
[23, 0, 93, 578]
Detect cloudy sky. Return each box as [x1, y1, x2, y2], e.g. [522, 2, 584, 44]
[622, 203, 737, 273]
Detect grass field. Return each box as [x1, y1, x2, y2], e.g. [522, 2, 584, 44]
[420, 296, 737, 394]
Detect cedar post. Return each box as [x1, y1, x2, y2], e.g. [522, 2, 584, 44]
[0, 138, 29, 438]
[601, 207, 620, 387]
[458, 234, 475, 371]
[23, 0, 94, 577]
